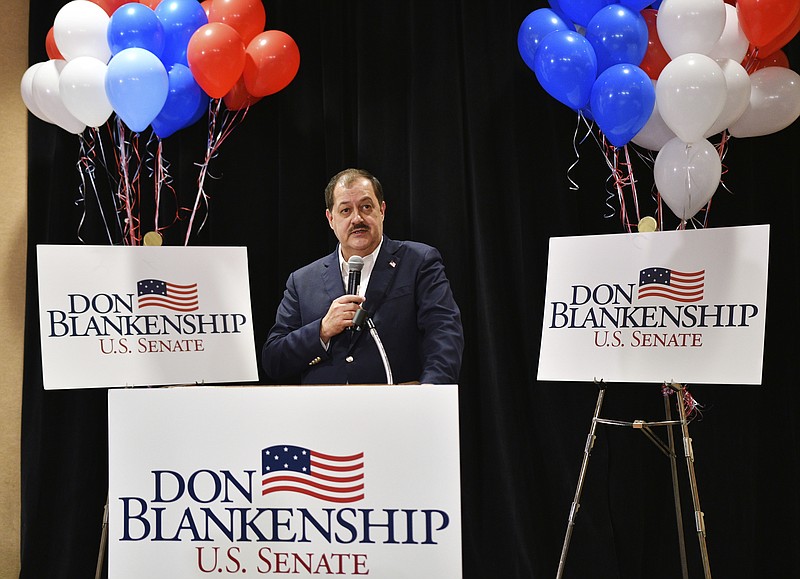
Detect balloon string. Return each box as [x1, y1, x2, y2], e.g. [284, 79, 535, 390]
[611, 148, 632, 233]
[75, 135, 89, 244]
[184, 100, 219, 246]
[153, 137, 163, 232]
[631, 144, 666, 231]
[566, 112, 591, 191]
[623, 145, 641, 226]
[97, 120, 125, 242]
[140, 133, 181, 238]
[595, 134, 634, 232]
[742, 46, 759, 73]
[184, 100, 250, 245]
[77, 129, 115, 244]
[128, 131, 144, 245]
[115, 118, 141, 245]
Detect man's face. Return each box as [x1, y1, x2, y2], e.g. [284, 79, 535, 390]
[326, 177, 386, 260]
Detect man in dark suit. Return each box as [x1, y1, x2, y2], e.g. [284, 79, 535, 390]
[262, 168, 464, 385]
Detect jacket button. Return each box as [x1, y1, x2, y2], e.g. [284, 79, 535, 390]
[346, 356, 354, 363]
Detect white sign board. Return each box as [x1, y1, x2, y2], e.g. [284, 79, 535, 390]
[538, 225, 769, 385]
[108, 385, 462, 579]
[37, 245, 258, 389]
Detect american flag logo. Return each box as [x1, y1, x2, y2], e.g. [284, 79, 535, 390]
[637, 267, 705, 303]
[137, 279, 199, 312]
[261, 445, 365, 503]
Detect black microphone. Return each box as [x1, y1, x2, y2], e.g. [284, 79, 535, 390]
[346, 255, 364, 296]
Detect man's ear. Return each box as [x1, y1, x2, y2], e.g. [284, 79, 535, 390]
[326, 209, 334, 229]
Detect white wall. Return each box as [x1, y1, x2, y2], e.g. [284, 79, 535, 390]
[0, 0, 29, 575]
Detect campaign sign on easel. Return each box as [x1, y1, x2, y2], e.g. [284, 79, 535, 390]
[538, 225, 769, 385]
[37, 245, 258, 389]
[108, 385, 462, 579]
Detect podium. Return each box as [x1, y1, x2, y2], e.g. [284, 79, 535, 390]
[107, 384, 462, 579]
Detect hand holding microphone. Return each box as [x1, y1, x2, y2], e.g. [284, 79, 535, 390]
[320, 256, 366, 342]
[346, 256, 370, 329]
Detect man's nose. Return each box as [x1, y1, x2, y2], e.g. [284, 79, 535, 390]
[351, 210, 364, 223]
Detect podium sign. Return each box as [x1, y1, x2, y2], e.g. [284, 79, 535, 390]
[108, 385, 462, 578]
[36, 245, 258, 389]
[538, 225, 770, 384]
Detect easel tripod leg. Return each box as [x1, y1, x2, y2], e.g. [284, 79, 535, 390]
[674, 386, 713, 579]
[95, 493, 109, 579]
[556, 384, 606, 579]
[664, 394, 690, 579]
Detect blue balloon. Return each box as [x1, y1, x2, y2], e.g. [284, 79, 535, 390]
[585, 4, 648, 73]
[518, 9, 573, 71]
[186, 90, 210, 128]
[547, 0, 576, 27]
[590, 63, 655, 147]
[155, 0, 208, 67]
[107, 3, 165, 58]
[533, 30, 598, 111]
[558, 0, 613, 27]
[106, 47, 169, 132]
[151, 64, 205, 138]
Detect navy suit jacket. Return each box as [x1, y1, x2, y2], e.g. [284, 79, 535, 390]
[262, 236, 464, 384]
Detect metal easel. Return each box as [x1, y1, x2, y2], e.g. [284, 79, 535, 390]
[555, 380, 712, 579]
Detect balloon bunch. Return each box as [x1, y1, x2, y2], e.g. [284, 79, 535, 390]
[519, 0, 800, 227]
[20, 0, 300, 245]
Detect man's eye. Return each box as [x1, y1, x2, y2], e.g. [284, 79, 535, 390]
[361, 205, 373, 212]
[340, 208, 350, 215]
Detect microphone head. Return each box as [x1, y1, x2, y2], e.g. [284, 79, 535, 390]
[347, 255, 365, 272]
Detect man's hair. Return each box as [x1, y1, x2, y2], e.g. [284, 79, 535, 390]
[324, 168, 384, 210]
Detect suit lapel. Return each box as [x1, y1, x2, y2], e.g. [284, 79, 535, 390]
[363, 236, 401, 317]
[348, 237, 402, 353]
[321, 249, 345, 301]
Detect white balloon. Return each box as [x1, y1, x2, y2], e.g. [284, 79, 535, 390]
[707, 4, 749, 64]
[704, 59, 751, 138]
[31, 59, 86, 134]
[657, 0, 727, 58]
[60, 56, 114, 128]
[654, 137, 722, 221]
[53, 0, 111, 63]
[20, 63, 54, 124]
[728, 67, 800, 138]
[632, 80, 676, 151]
[656, 53, 726, 143]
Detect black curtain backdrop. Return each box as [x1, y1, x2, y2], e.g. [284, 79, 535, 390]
[21, 1, 800, 578]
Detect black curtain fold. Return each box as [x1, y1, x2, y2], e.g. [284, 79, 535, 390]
[22, 1, 800, 577]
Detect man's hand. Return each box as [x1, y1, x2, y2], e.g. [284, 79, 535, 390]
[320, 295, 366, 343]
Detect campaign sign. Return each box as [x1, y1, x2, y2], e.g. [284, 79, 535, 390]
[538, 225, 769, 385]
[37, 245, 258, 389]
[108, 385, 462, 579]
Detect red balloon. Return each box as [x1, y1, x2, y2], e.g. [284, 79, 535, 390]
[639, 9, 671, 80]
[187, 22, 246, 99]
[209, 0, 266, 45]
[223, 74, 262, 110]
[201, 0, 213, 19]
[45, 27, 64, 60]
[90, 0, 133, 16]
[756, 8, 800, 54]
[139, 0, 163, 9]
[737, 0, 800, 47]
[243, 30, 300, 97]
[752, 48, 790, 70]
